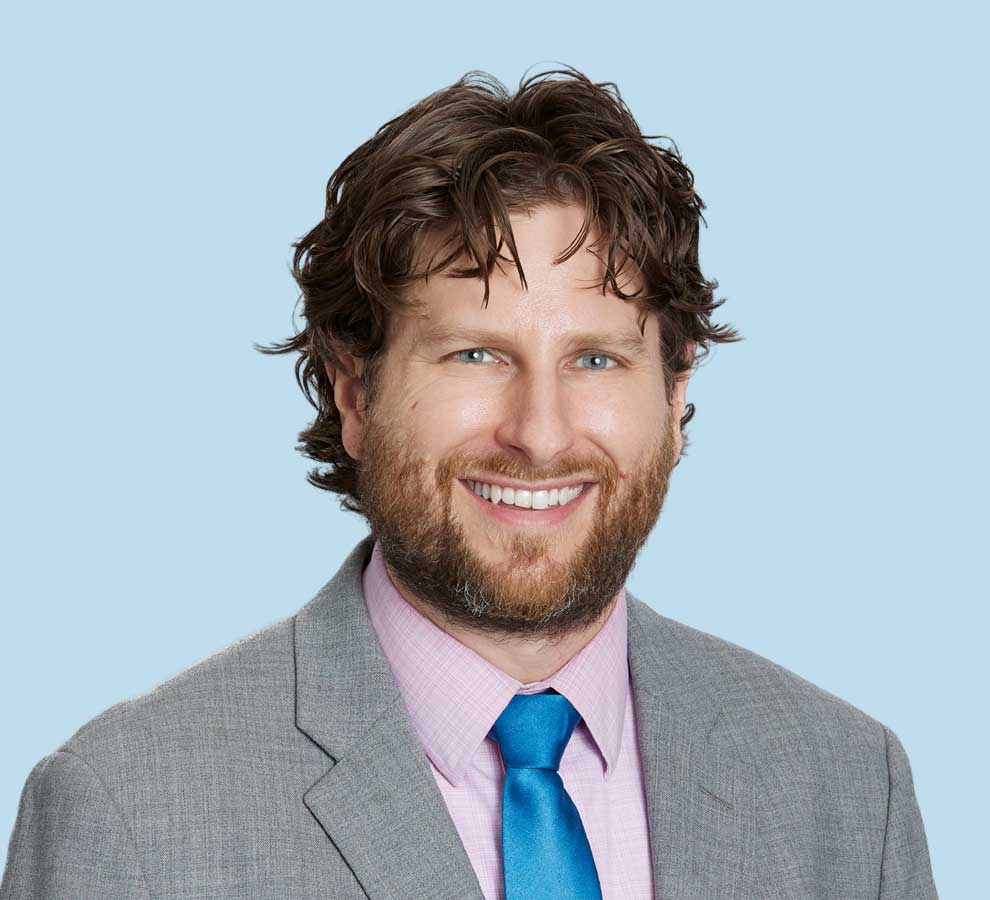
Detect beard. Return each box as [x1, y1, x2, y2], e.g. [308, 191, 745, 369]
[356, 408, 679, 641]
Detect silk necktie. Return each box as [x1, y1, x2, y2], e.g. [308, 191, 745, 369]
[488, 689, 604, 900]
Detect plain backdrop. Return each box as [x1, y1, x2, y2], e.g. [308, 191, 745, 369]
[2, 1, 985, 894]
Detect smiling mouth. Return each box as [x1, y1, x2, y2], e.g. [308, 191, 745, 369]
[462, 478, 589, 510]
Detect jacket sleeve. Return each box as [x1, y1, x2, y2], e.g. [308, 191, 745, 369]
[0, 750, 151, 900]
[878, 726, 939, 899]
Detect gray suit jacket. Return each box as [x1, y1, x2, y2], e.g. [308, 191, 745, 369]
[1, 535, 938, 899]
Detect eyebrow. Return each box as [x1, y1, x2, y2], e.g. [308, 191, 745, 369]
[414, 324, 650, 357]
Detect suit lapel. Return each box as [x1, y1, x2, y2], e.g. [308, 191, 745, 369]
[294, 535, 485, 900]
[627, 592, 757, 900]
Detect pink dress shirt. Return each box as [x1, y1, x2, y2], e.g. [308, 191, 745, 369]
[362, 540, 654, 900]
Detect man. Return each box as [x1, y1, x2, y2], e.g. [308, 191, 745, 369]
[1, 67, 938, 900]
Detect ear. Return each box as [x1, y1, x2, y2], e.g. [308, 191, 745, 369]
[324, 353, 367, 461]
[670, 341, 696, 462]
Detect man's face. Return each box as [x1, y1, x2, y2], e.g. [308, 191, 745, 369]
[346, 203, 688, 638]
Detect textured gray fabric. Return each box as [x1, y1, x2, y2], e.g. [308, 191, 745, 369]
[1, 534, 938, 899]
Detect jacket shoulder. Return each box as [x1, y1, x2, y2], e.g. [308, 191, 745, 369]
[56, 612, 303, 775]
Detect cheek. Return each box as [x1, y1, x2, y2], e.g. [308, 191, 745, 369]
[442, 392, 503, 433]
[399, 387, 501, 454]
[579, 385, 666, 448]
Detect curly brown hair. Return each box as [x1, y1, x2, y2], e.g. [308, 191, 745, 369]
[257, 65, 740, 515]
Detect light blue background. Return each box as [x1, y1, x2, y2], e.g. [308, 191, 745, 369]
[1, 1, 984, 894]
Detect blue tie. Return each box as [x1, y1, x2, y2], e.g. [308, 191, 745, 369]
[488, 690, 604, 900]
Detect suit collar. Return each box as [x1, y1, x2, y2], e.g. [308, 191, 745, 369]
[294, 534, 392, 760]
[294, 535, 756, 900]
[626, 588, 726, 742]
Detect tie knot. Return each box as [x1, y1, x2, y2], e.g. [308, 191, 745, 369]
[488, 690, 582, 771]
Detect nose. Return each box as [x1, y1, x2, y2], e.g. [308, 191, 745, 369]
[493, 368, 577, 468]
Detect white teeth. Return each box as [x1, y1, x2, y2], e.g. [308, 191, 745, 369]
[467, 480, 586, 510]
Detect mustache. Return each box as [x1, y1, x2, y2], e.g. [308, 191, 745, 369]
[433, 450, 618, 494]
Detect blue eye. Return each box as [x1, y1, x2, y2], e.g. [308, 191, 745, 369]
[453, 348, 497, 364]
[577, 353, 618, 370]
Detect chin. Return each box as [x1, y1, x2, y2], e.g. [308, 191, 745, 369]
[474, 533, 575, 571]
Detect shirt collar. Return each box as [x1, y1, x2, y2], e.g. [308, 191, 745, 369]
[362, 539, 629, 787]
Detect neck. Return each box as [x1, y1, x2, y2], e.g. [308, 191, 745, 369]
[386, 566, 618, 684]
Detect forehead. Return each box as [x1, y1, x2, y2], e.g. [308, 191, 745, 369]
[402, 203, 650, 340]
